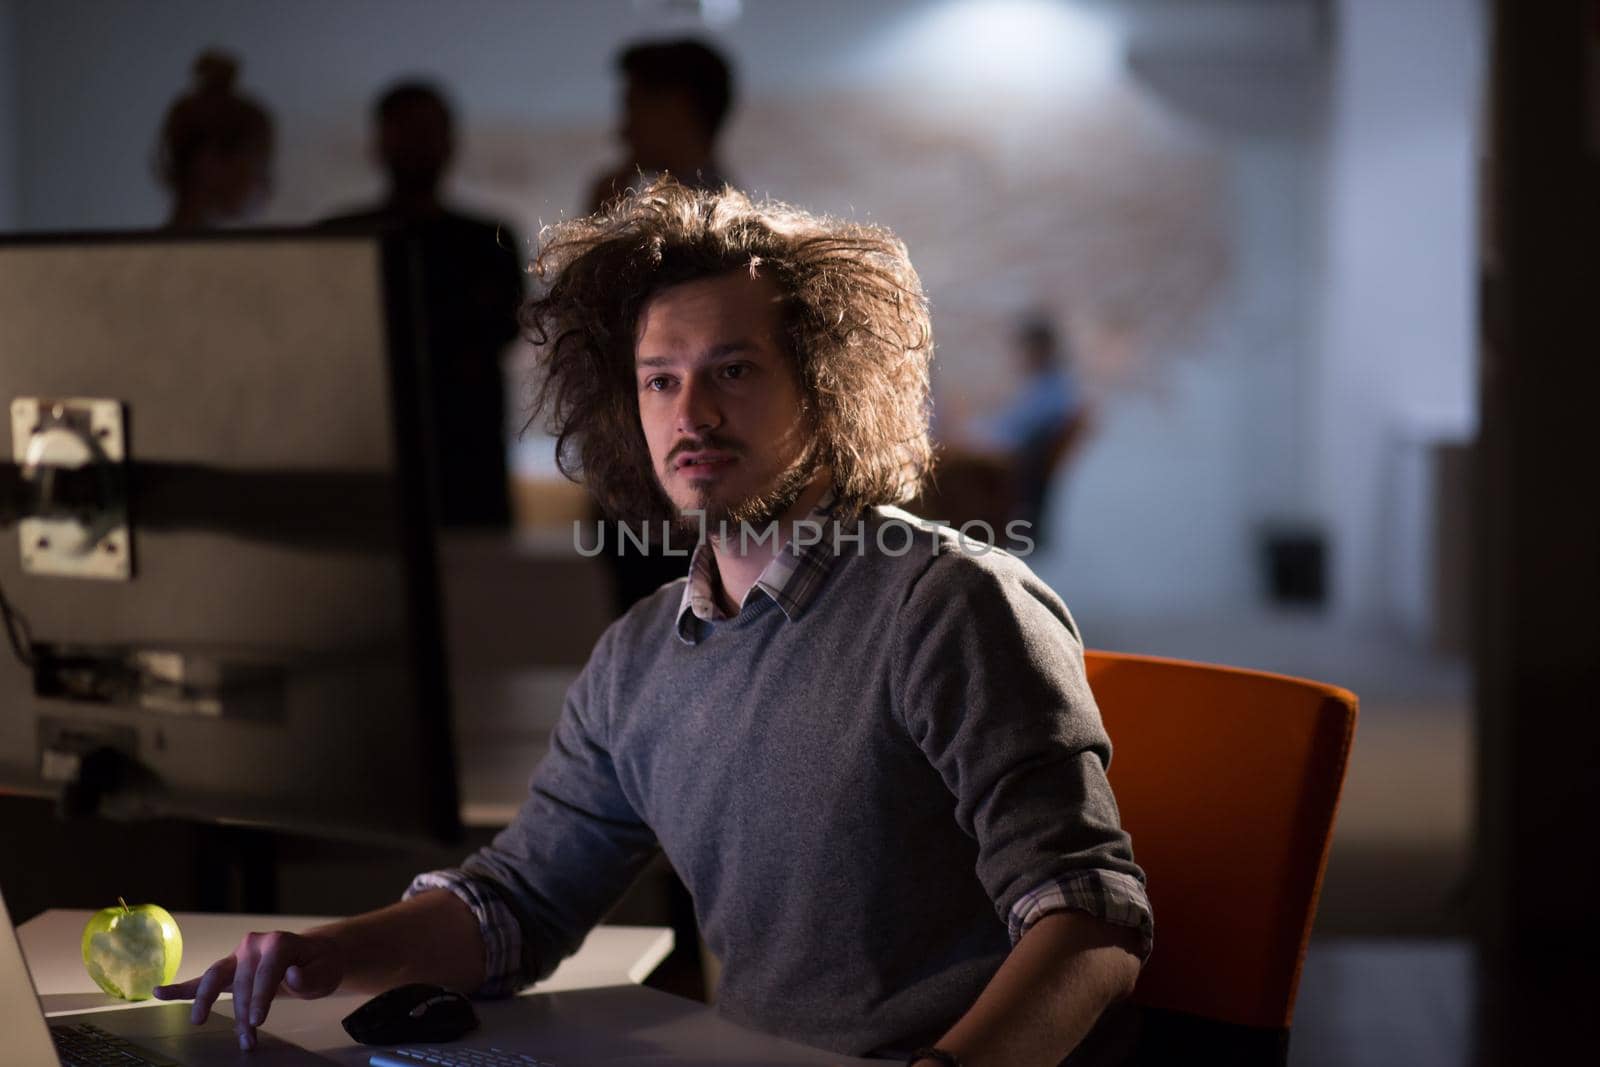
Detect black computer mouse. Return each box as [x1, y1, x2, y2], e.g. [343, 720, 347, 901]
[341, 982, 480, 1045]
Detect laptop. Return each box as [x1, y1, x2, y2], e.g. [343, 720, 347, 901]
[1, 886, 337, 1066]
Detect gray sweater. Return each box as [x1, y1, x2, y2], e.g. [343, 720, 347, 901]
[452, 508, 1148, 1056]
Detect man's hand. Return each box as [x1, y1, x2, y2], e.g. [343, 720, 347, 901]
[153, 930, 344, 1051]
[150, 891, 487, 1051]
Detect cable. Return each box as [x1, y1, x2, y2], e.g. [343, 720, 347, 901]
[0, 462, 36, 668]
[0, 572, 35, 670]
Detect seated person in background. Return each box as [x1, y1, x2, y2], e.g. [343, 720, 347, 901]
[323, 81, 523, 528]
[156, 180, 1152, 1067]
[156, 49, 275, 230]
[964, 315, 1090, 546]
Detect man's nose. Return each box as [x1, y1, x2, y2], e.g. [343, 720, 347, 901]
[675, 376, 722, 435]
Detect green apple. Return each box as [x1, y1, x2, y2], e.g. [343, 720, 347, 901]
[80, 897, 183, 1001]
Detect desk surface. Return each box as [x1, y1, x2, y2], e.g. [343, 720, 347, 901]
[21, 911, 879, 1064]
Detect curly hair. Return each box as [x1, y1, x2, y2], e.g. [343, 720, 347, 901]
[524, 178, 934, 523]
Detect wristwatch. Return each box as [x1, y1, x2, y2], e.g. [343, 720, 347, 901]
[905, 1049, 962, 1067]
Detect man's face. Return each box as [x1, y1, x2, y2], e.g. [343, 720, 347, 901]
[378, 100, 452, 192]
[621, 81, 700, 169]
[634, 270, 816, 531]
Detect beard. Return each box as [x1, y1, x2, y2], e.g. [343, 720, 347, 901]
[669, 444, 820, 542]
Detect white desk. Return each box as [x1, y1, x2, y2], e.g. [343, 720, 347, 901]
[20, 911, 881, 1064]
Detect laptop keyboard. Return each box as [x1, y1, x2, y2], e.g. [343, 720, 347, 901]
[367, 1047, 559, 1067]
[49, 1021, 560, 1067]
[49, 1021, 178, 1067]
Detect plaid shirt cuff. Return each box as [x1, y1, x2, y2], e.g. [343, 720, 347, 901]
[1007, 869, 1154, 961]
[405, 869, 525, 996]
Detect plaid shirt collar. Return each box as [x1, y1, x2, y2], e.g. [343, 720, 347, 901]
[675, 490, 840, 645]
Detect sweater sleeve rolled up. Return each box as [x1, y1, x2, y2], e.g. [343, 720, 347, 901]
[890, 550, 1151, 943]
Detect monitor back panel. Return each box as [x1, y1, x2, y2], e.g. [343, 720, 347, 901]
[0, 234, 457, 843]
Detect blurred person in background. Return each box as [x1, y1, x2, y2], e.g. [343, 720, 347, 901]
[964, 314, 1092, 547]
[156, 50, 274, 230]
[586, 38, 735, 214]
[324, 81, 524, 528]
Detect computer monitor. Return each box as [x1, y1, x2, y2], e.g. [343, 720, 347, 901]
[0, 231, 460, 845]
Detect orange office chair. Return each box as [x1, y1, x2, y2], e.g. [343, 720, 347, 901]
[1082, 650, 1358, 1065]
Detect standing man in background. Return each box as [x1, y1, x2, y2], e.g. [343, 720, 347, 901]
[586, 39, 736, 214]
[325, 81, 524, 528]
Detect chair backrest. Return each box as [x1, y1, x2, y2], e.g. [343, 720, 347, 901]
[1082, 650, 1357, 1034]
[1044, 408, 1093, 475]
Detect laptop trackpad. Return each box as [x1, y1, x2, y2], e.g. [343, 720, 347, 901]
[75, 1002, 338, 1064]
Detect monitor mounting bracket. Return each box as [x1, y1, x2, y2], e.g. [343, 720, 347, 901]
[9, 397, 131, 580]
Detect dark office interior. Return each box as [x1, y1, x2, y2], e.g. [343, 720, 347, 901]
[0, 2, 1595, 1065]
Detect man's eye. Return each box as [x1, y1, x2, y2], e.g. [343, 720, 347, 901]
[721, 363, 750, 380]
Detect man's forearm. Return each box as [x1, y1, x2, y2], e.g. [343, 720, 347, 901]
[918, 911, 1142, 1067]
[311, 889, 488, 994]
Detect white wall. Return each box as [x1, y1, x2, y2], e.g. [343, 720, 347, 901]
[1314, 0, 1483, 622]
[1048, 134, 1323, 621]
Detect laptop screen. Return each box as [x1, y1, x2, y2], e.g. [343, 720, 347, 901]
[0, 885, 69, 1065]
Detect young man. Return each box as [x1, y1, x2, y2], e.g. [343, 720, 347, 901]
[157, 181, 1152, 1066]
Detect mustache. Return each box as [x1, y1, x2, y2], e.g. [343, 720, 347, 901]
[666, 434, 745, 464]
